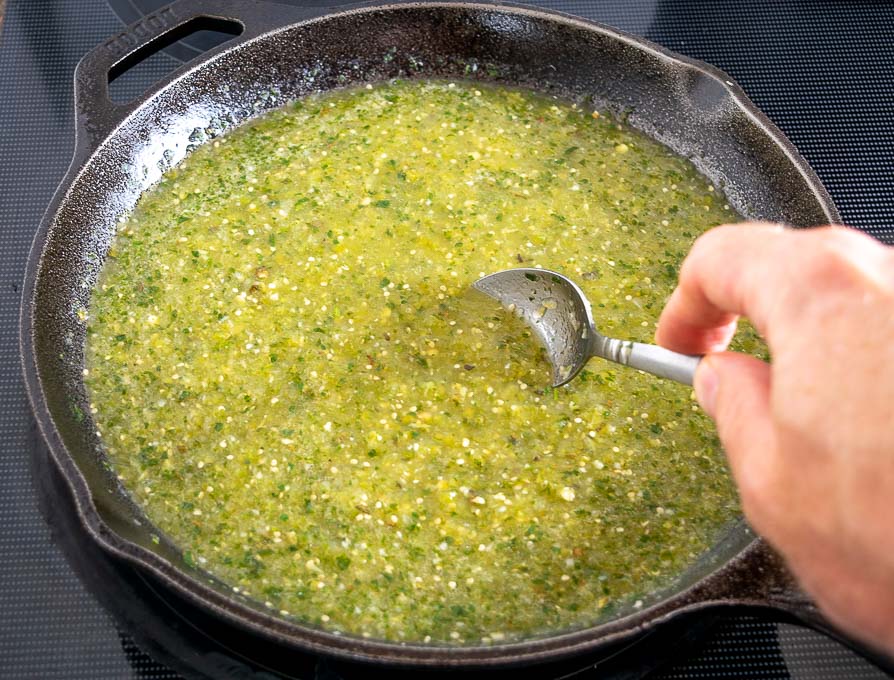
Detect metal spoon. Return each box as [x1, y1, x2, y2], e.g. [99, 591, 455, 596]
[472, 268, 700, 388]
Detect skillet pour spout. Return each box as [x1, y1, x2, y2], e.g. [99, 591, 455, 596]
[22, 0, 884, 670]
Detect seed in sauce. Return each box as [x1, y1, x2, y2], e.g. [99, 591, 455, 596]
[86, 79, 764, 644]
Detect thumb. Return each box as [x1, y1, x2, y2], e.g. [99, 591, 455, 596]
[696, 352, 777, 522]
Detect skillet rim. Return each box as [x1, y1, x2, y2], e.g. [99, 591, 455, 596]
[20, 0, 840, 666]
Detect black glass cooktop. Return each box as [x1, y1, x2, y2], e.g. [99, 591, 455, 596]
[2, 1, 893, 678]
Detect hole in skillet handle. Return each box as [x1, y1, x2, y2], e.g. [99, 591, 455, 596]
[73, 0, 328, 154]
[108, 16, 244, 104]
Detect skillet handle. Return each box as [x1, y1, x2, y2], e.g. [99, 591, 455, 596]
[73, 0, 331, 154]
[720, 538, 894, 672]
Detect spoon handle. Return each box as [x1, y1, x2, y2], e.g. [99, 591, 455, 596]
[600, 339, 701, 386]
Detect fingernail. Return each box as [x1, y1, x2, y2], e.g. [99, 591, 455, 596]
[695, 358, 719, 418]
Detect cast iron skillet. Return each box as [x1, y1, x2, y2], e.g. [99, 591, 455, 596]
[19, 0, 888, 670]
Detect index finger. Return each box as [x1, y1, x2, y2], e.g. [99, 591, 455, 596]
[655, 222, 884, 354]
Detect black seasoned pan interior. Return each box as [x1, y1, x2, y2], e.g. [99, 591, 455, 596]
[22, 0, 841, 667]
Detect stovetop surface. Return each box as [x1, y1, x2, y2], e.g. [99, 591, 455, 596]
[1, 1, 893, 678]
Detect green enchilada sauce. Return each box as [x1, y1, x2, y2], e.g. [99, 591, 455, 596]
[85, 80, 758, 644]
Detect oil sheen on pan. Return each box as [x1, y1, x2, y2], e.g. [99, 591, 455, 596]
[84, 80, 763, 644]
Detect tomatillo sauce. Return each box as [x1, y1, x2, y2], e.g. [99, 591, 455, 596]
[85, 80, 761, 643]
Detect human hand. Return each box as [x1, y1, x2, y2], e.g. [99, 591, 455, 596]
[656, 222, 894, 654]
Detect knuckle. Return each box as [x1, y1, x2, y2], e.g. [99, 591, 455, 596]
[797, 227, 870, 289]
[770, 391, 821, 440]
[679, 226, 742, 295]
[687, 225, 736, 263]
[686, 225, 731, 262]
[771, 228, 875, 326]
